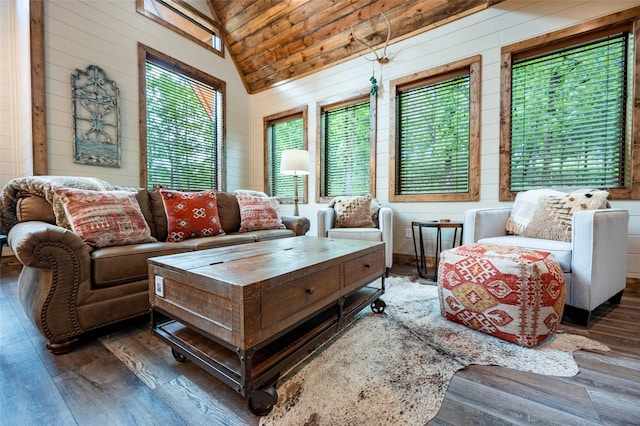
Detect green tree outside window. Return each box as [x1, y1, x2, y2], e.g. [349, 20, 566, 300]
[510, 33, 633, 191]
[145, 60, 222, 190]
[266, 117, 304, 198]
[320, 99, 371, 197]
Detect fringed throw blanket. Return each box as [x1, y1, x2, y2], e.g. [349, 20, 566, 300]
[0, 176, 115, 234]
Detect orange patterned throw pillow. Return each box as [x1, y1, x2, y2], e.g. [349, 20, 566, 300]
[54, 188, 156, 250]
[160, 190, 225, 242]
[236, 195, 286, 232]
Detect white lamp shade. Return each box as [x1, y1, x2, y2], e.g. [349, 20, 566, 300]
[280, 149, 310, 175]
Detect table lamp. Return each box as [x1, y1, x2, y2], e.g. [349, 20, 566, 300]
[280, 149, 310, 216]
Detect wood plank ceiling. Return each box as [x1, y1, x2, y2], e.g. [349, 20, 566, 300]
[206, 0, 505, 93]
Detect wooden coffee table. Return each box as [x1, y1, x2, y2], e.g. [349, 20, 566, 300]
[147, 236, 386, 415]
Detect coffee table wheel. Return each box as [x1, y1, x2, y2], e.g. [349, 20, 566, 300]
[171, 347, 189, 363]
[248, 385, 278, 416]
[371, 299, 386, 313]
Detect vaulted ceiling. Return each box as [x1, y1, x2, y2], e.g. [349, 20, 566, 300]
[206, 0, 505, 93]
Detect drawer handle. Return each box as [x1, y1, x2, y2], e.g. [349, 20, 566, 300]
[364, 264, 371, 269]
[307, 287, 314, 295]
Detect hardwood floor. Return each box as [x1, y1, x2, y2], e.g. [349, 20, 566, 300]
[1, 261, 639, 425]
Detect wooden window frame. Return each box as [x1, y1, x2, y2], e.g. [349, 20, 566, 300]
[315, 91, 377, 204]
[29, 0, 46, 175]
[263, 106, 309, 204]
[389, 55, 481, 202]
[499, 8, 640, 201]
[138, 43, 226, 189]
[136, 0, 224, 58]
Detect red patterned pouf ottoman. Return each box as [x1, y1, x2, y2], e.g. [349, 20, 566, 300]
[437, 243, 566, 347]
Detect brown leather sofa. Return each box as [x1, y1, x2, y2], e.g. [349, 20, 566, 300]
[5, 183, 310, 354]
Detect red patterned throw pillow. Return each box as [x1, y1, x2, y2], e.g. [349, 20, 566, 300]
[54, 188, 156, 250]
[236, 195, 286, 232]
[160, 189, 225, 242]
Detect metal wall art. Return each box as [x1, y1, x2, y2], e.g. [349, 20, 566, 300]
[72, 65, 121, 167]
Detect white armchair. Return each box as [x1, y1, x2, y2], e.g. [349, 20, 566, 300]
[317, 204, 393, 276]
[463, 206, 629, 325]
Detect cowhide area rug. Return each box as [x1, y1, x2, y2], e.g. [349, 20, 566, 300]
[258, 276, 609, 426]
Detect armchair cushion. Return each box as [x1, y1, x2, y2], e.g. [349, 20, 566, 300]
[328, 194, 377, 228]
[328, 227, 381, 241]
[476, 235, 572, 273]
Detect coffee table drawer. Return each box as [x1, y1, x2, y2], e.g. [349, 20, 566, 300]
[344, 250, 384, 289]
[261, 265, 340, 327]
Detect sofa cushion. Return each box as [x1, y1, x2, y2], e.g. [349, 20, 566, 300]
[217, 191, 242, 233]
[329, 194, 376, 228]
[477, 235, 572, 273]
[15, 193, 56, 224]
[249, 229, 296, 241]
[91, 242, 191, 287]
[133, 189, 156, 239]
[236, 195, 286, 232]
[160, 189, 225, 242]
[179, 233, 256, 250]
[148, 190, 169, 242]
[54, 188, 157, 250]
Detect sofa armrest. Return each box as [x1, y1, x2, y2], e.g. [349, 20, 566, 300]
[571, 208, 629, 310]
[463, 207, 512, 245]
[8, 221, 89, 268]
[281, 215, 311, 236]
[7, 221, 91, 343]
[316, 208, 335, 237]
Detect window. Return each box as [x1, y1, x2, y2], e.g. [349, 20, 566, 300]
[136, 0, 223, 57]
[317, 94, 375, 202]
[501, 12, 640, 200]
[390, 56, 481, 202]
[264, 107, 308, 203]
[139, 44, 225, 190]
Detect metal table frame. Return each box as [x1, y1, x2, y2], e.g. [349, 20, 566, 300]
[411, 221, 463, 280]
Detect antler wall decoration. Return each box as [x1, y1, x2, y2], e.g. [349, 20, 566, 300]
[350, 12, 392, 64]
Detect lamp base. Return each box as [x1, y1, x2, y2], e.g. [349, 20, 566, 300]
[293, 175, 299, 216]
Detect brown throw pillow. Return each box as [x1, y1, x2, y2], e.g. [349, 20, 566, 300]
[330, 195, 376, 228]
